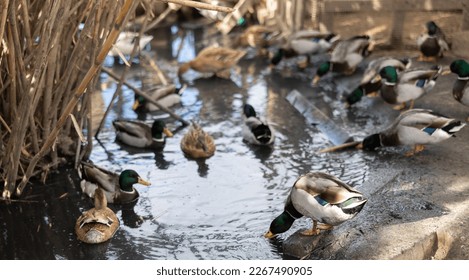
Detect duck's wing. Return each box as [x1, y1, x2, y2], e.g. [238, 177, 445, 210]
[294, 172, 363, 204]
[81, 163, 119, 194]
[388, 109, 447, 131]
[77, 208, 117, 228]
[289, 29, 323, 40]
[398, 68, 439, 83]
[361, 57, 409, 84]
[113, 120, 151, 139]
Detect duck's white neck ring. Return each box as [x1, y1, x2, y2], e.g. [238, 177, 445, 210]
[120, 188, 136, 194]
[458, 76, 469, 81]
[384, 81, 396, 86]
[285, 209, 301, 220]
[153, 137, 164, 142]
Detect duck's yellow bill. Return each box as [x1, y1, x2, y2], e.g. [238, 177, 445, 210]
[132, 100, 140, 110]
[138, 177, 151, 186]
[264, 231, 275, 239]
[163, 127, 174, 137]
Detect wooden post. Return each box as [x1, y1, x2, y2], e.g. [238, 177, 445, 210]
[390, 11, 405, 47]
[462, 1, 469, 30]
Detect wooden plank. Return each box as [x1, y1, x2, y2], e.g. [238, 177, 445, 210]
[323, 0, 462, 13]
[286, 90, 353, 145]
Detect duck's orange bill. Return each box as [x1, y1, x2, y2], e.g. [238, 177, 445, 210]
[163, 127, 174, 137]
[138, 177, 151, 186]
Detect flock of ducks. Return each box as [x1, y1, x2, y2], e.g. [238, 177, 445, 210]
[76, 19, 469, 245]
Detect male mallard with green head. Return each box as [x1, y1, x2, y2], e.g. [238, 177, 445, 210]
[450, 59, 469, 121]
[312, 35, 374, 84]
[378, 65, 441, 110]
[180, 122, 216, 159]
[344, 57, 411, 107]
[417, 21, 450, 62]
[75, 188, 119, 244]
[242, 104, 275, 146]
[79, 162, 151, 204]
[359, 109, 465, 156]
[113, 119, 173, 150]
[178, 46, 246, 79]
[265, 172, 367, 238]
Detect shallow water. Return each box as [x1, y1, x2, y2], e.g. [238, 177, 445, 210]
[0, 24, 379, 260]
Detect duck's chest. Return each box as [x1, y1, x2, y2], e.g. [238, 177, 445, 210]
[453, 79, 469, 106]
[420, 37, 440, 56]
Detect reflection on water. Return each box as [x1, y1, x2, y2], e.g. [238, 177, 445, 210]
[0, 25, 375, 260]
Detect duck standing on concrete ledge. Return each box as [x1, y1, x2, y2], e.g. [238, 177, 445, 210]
[265, 172, 367, 238]
[312, 35, 374, 84]
[449, 59, 469, 121]
[378, 65, 441, 110]
[359, 109, 466, 156]
[417, 21, 450, 62]
[344, 57, 411, 107]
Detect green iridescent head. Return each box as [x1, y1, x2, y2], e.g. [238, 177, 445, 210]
[346, 87, 365, 106]
[264, 212, 295, 238]
[450, 59, 469, 78]
[316, 61, 331, 77]
[270, 49, 284, 65]
[151, 120, 173, 139]
[379, 66, 398, 83]
[119, 170, 148, 192]
[426, 21, 438, 36]
[243, 104, 257, 118]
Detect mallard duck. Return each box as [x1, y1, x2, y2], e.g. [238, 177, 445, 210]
[112, 119, 173, 150]
[107, 31, 153, 57]
[79, 162, 151, 204]
[270, 31, 340, 68]
[345, 57, 411, 107]
[265, 172, 367, 238]
[242, 104, 275, 145]
[417, 21, 450, 62]
[312, 35, 374, 84]
[177, 46, 246, 79]
[360, 109, 465, 156]
[75, 188, 119, 244]
[180, 122, 216, 159]
[378, 65, 441, 110]
[450, 59, 469, 121]
[133, 85, 186, 113]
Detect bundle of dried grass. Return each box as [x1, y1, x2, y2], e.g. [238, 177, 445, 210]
[0, 0, 137, 199]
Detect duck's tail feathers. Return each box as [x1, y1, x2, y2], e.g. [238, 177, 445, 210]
[252, 124, 273, 144]
[430, 65, 443, 81]
[340, 197, 367, 215]
[442, 120, 466, 135]
[400, 57, 412, 68]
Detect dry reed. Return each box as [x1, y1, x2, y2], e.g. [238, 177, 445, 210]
[0, 0, 236, 199]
